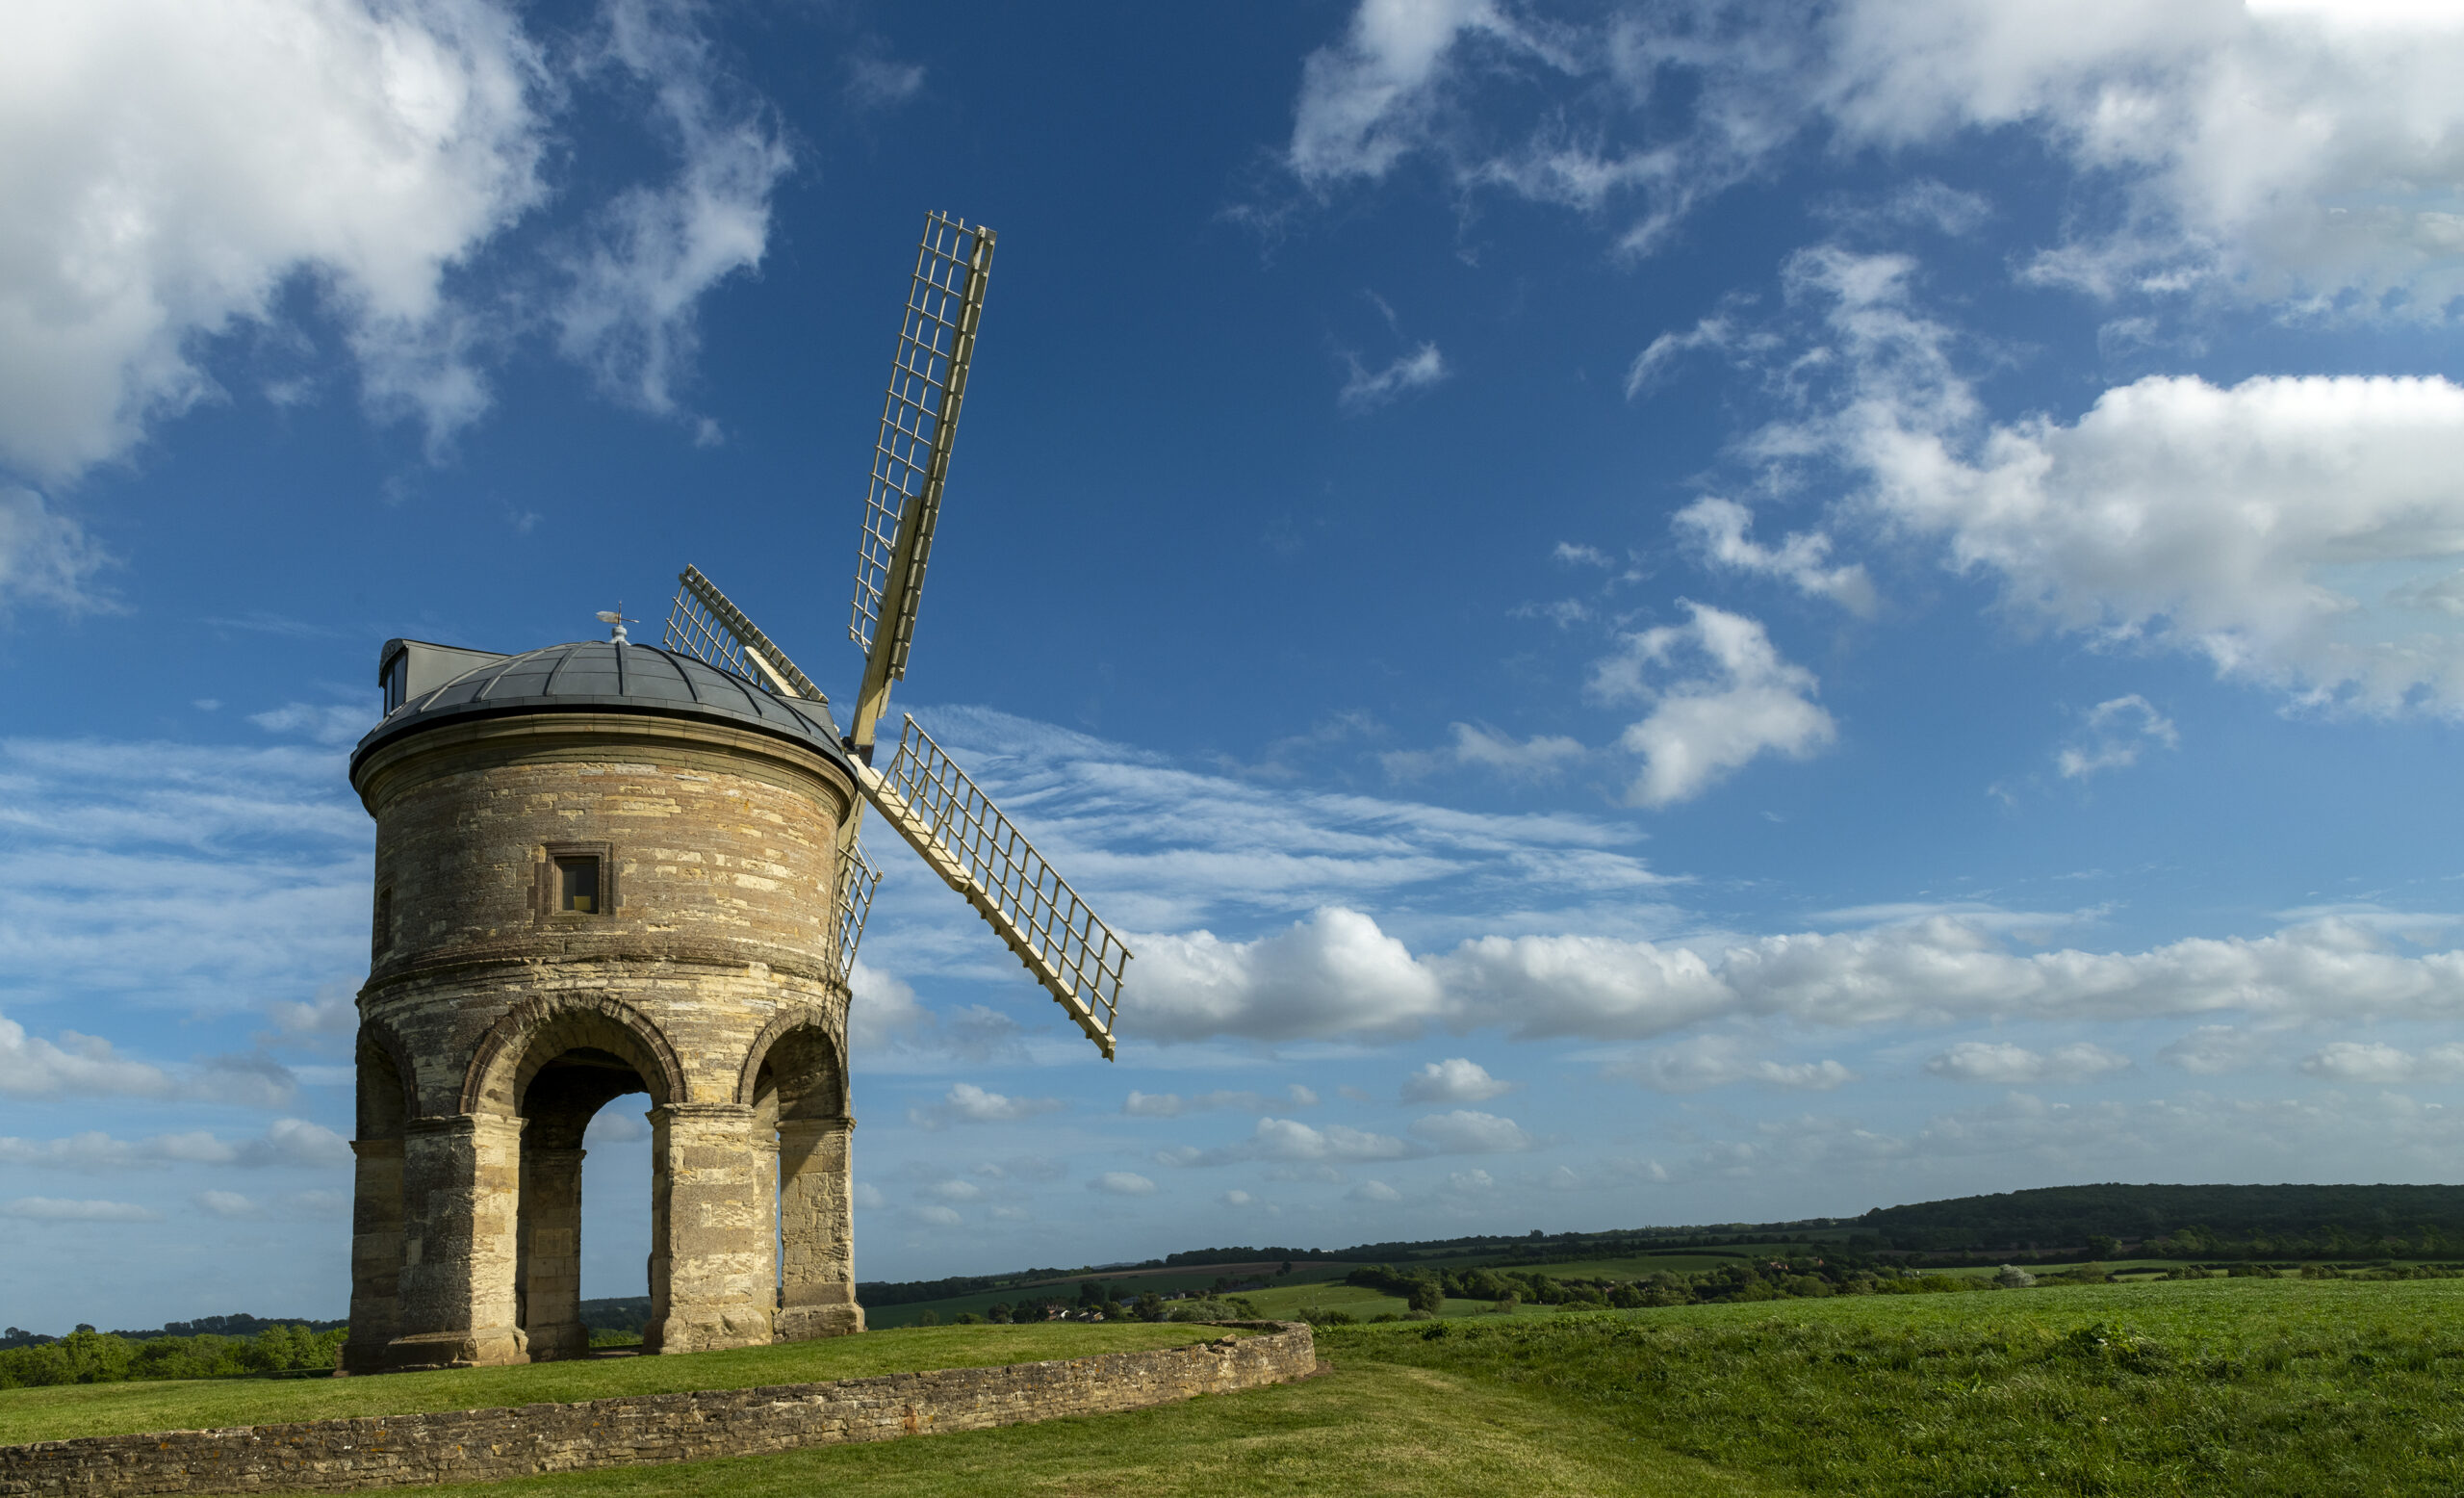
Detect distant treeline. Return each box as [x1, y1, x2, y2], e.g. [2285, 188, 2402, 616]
[0, 1325, 345, 1389]
[1862, 1184, 2464, 1253]
[1, 1312, 348, 1352]
[1330, 1253, 2005, 1318]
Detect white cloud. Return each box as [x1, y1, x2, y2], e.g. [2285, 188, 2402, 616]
[1128, 902, 2464, 1046]
[1588, 603, 1836, 807]
[1445, 1168, 1497, 1192]
[0, 489, 112, 615]
[1923, 1041, 2134, 1085]
[0, 0, 794, 483]
[1380, 722, 1587, 784]
[1169, 1117, 1411, 1168]
[1091, 1171, 1158, 1197]
[0, 0, 548, 477]
[1338, 342, 1448, 412]
[2056, 696, 2178, 780]
[2298, 1041, 2464, 1085]
[1409, 1109, 1535, 1153]
[193, 1190, 260, 1220]
[1606, 1035, 1855, 1092]
[1128, 907, 1448, 1044]
[1673, 498, 1877, 617]
[1349, 1179, 1400, 1202]
[1400, 1057, 1514, 1103]
[852, 1182, 886, 1210]
[918, 1179, 983, 1202]
[906, 1082, 1065, 1130]
[0, 1118, 345, 1170]
[551, 0, 791, 423]
[3, 1197, 158, 1223]
[0, 739, 370, 1020]
[1285, 0, 2464, 309]
[1778, 246, 2464, 714]
[1221, 1189, 1255, 1206]
[1288, 0, 1527, 186]
[250, 703, 377, 746]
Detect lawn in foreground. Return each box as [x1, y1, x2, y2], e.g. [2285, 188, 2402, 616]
[1338, 1277, 2464, 1496]
[415, 1278, 2463, 1496]
[0, 1324, 1222, 1447]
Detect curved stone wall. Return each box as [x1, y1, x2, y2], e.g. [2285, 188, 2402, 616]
[0, 1325, 1317, 1496]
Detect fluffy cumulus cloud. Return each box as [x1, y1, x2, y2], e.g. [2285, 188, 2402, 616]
[1128, 907, 1447, 1044]
[1587, 603, 1836, 807]
[1924, 1041, 2134, 1085]
[1408, 1109, 1536, 1153]
[1399, 1057, 1514, 1103]
[0, 0, 546, 478]
[1090, 1171, 1158, 1197]
[1126, 904, 2464, 1046]
[1709, 247, 2464, 714]
[906, 1082, 1065, 1130]
[0, 0, 787, 497]
[1284, 0, 2464, 308]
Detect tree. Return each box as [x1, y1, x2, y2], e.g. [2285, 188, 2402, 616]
[1405, 1276, 1445, 1315]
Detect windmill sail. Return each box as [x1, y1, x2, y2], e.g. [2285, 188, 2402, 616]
[834, 831, 883, 983]
[855, 715, 1130, 1059]
[664, 565, 827, 701]
[847, 213, 995, 753]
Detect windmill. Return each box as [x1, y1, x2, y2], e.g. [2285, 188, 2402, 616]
[661, 212, 1130, 1060]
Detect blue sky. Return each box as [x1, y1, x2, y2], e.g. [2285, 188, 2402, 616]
[6, 0, 2464, 1329]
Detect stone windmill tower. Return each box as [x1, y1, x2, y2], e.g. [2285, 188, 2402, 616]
[342, 215, 1132, 1374]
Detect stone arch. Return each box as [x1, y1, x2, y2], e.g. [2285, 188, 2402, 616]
[460, 994, 686, 1118]
[355, 1014, 418, 1137]
[736, 1006, 848, 1118]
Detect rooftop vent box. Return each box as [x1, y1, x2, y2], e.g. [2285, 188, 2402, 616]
[379, 638, 509, 714]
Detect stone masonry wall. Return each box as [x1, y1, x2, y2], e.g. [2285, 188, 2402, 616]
[0, 1325, 1316, 1496]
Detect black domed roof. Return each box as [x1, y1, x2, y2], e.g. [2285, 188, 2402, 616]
[351, 638, 849, 776]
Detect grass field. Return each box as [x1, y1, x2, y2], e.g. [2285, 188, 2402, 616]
[17, 1278, 2458, 1493]
[412, 1278, 2464, 1494]
[0, 1323, 1224, 1447]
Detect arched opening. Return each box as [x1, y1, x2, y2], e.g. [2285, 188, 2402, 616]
[748, 1020, 863, 1339]
[517, 1049, 651, 1360]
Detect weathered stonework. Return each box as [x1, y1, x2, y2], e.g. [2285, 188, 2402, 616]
[0, 1326, 1318, 1496]
[346, 640, 873, 1372]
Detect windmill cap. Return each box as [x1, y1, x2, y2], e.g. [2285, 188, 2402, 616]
[352, 637, 850, 782]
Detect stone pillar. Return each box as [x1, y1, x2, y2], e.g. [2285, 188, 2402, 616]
[520, 1146, 589, 1361]
[644, 1102, 771, 1354]
[756, 1131, 781, 1316]
[340, 1139, 404, 1375]
[388, 1113, 527, 1370]
[777, 1117, 864, 1340]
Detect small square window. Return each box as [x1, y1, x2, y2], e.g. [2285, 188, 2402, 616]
[555, 857, 602, 915]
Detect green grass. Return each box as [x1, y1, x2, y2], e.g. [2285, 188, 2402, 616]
[0, 1323, 1226, 1447]
[24, 1279, 2463, 1494]
[1333, 1278, 2464, 1496]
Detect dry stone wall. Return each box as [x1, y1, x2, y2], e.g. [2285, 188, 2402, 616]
[0, 1324, 1315, 1496]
